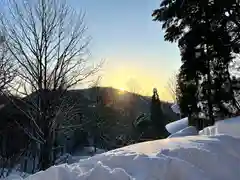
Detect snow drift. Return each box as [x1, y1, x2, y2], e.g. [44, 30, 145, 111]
[7, 116, 240, 180]
[165, 117, 188, 134]
[168, 126, 198, 138]
[23, 134, 240, 180]
[215, 116, 240, 138]
[199, 116, 240, 137]
[55, 147, 106, 165]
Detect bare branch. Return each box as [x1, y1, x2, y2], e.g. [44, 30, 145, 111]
[165, 72, 178, 103]
[0, 0, 101, 170]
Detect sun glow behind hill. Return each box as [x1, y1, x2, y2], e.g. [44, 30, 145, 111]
[119, 87, 126, 92]
[100, 65, 174, 102]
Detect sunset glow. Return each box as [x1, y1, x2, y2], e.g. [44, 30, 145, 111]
[100, 64, 174, 101]
[119, 87, 125, 92]
[67, 0, 181, 102]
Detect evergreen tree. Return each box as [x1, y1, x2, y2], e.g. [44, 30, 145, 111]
[150, 88, 168, 138]
[150, 88, 162, 123]
[153, 0, 240, 126]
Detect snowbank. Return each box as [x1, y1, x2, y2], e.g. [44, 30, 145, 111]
[55, 147, 106, 165]
[199, 125, 217, 136]
[7, 117, 240, 180]
[167, 114, 240, 137]
[199, 116, 240, 137]
[55, 153, 89, 165]
[168, 126, 198, 138]
[0, 169, 29, 180]
[215, 116, 240, 138]
[24, 134, 240, 180]
[165, 117, 188, 134]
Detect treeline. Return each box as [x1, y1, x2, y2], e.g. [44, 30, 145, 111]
[0, 87, 172, 176]
[153, 0, 240, 127]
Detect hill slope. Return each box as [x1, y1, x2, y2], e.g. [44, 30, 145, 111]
[0, 87, 178, 151]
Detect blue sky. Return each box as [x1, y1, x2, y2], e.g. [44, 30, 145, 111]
[4, 0, 181, 101]
[69, 0, 181, 100]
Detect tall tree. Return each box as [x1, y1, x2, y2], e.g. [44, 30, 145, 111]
[0, 0, 100, 170]
[0, 32, 18, 176]
[0, 33, 15, 93]
[150, 88, 168, 138]
[153, 0, 240, 125]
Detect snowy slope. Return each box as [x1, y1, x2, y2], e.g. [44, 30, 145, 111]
[6, 116, 240, 180]
[23, 134, 240, 180]
[55, 147, 106, 165]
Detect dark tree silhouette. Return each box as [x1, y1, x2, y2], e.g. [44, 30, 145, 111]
[153, 0, 240, 126]
[150, 88, 168, 138]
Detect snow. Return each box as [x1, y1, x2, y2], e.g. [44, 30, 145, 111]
[168, 126, 198, 138]
[21, 134, 240, 180]
[215, 116, 240, 138]
[0, 169, 29, 180]
[199, 116, 240, 137]
[55, 147, 106, 165]
[171, 103, 180, 114]
[165, 117, 188, 134]
[199, 125, 217, 136]
[54, 153, 89, 165]
[5, 116, 240, 180]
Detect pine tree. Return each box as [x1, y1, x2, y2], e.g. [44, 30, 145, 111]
[150, 88, 168, 138]
[153, 0, 240, 126]
[150, 88, 162, 122]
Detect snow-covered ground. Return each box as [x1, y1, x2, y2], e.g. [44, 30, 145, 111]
[5, 116, 240, 180]
[55, 147, 106, 165]
[23, 134, 240, 180]
[0, 170, 29, 180]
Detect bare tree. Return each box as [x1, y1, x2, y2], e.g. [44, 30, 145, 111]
[0, 32, 18, 177]
[0, 0, 100, 170]
[166, 72, 178, 103]
[0, 33, 15, 94]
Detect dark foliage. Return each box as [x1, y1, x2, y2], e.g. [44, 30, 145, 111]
[150, 88, 169, 138]
[0, 87, 177, 173]
[153, 0, 240, 127]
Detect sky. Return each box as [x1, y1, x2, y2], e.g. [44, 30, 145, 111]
[3, 0, 181, 101]
[69, 0, 181, 101]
